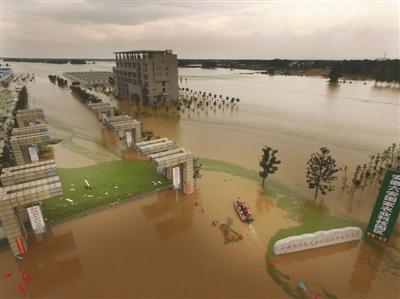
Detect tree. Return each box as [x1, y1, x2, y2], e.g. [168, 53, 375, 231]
[259, 146, 281, 186]
[328, 63, 342, 83]
[306, 147, 339, 200]
[16, 86, 28, 110]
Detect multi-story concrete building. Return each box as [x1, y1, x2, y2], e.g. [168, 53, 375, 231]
[113, 50, 178, 105]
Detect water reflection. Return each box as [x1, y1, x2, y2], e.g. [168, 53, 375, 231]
[142, 191, 194, 240]
[18, 229, 82, 297]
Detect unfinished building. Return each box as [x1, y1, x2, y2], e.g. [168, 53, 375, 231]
[87, 102, 114, 121]
[16, 108, 45, 128]
[135, 138, 176, 155]
[148, 148, 194, 195]
[104, 115, 142, 147]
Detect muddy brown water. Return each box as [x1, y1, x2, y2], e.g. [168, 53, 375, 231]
[1, 62, 399, 298]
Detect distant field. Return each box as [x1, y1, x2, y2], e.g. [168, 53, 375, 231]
[42, 160, 171, 222]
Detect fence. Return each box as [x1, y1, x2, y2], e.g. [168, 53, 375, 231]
[46, 184, 173, 228]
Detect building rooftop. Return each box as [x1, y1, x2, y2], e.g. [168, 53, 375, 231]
[114, 50, 173, 55]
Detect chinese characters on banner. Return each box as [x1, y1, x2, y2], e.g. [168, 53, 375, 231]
[27, 205, 46, 234]
[366, 169, 400, 242]
[172, 166, 181, 189]
[273, 227, 362, 255]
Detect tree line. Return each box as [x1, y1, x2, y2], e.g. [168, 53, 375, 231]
[48, 75, 68, 87]
[4, 58, 86, 64]
[70, 85, 102, 104]
[259, 143, 399, 201]
[179, 59, 400, 83]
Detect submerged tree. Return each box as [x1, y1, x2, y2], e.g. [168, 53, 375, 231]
[329, 62, 342, 83]
[259, 146, 281, 186]
[16, 86, 28, 110]
[306, 147, 339, 200]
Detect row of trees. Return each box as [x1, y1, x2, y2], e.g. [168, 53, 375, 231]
[259, 144, 400, 201]
[179, 59, 400, 83]
[48, 75, 68, 87]
[341, 143, 400, 195]
[178, 88, 240, 113]
[70, 85, 102, 104]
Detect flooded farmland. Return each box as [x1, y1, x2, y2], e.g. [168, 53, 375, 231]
[1, 62, 399, 299]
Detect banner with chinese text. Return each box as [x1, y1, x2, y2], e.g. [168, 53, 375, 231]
[366, 169, 400, 242]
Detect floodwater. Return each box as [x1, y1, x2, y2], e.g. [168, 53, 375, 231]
[1, 62, 399, 299]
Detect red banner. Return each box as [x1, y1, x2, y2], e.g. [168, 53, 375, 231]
[15, 236, 26, 255]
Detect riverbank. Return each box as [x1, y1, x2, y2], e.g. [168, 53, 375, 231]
[43, 160, 171, 223]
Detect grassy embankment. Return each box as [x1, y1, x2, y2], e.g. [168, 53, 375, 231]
[199, 157, 371, 298]
[42, 160, 171, 222]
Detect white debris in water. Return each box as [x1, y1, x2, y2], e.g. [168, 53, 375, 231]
[70, 189, 76, 191]
[71, 184, 75, 187]
[114, 186, 118, 189]
[87, 195, 93, 198]
[157, 181, 162, 184]
[65, 198, 73, 203]
[105, 192, 109, 195]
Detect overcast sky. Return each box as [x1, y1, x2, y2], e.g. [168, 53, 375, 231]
[1, 0, 399, 59]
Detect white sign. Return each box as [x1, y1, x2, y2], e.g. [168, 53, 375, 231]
[28, 145, 39, 162]
[126, 131, 133, 147]
[172, 166, 181, 189]
[27, 205, 46, 234]
[273, 227, 362, 255]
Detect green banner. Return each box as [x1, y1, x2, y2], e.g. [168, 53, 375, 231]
[366, 169, 400, 242]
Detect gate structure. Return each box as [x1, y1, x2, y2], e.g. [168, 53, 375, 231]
[10, 130, 50, 165]
[104, 115, 142, 147]
[87, 102, 114, 121]
[148, 148, 194, 195]
[15, 108, 45, 128]
[0, 173, 62, 256]
[136, 138, 176, 155]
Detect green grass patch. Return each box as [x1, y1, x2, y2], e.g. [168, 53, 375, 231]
[42, 160, 171, 222]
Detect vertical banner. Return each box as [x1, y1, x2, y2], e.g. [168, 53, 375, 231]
[15, 236, 26, 255]
[172, 166, 181, 189]
[366, 169, 400, 242]
[126, 131, 133, 147]
[102, 113, 107, 123]
[27, 205, 46, 234]
[28, 145, 39, 162]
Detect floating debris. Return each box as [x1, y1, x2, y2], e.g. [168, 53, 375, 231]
[69, 189, 76, 191]
[87, 194, 93, 198]
[16, 283, 26, 292]
[105, 192, 109, 195]
[114, 186, 118, 189]
[65, 198, 73, 203]
[22, 272, 30, 282]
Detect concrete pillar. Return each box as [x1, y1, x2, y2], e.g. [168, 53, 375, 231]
[10, 142, 25, 166]
[183, 159, 194, 195]
[0, 202, 26, 256]
[135, 123, 142, 143]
